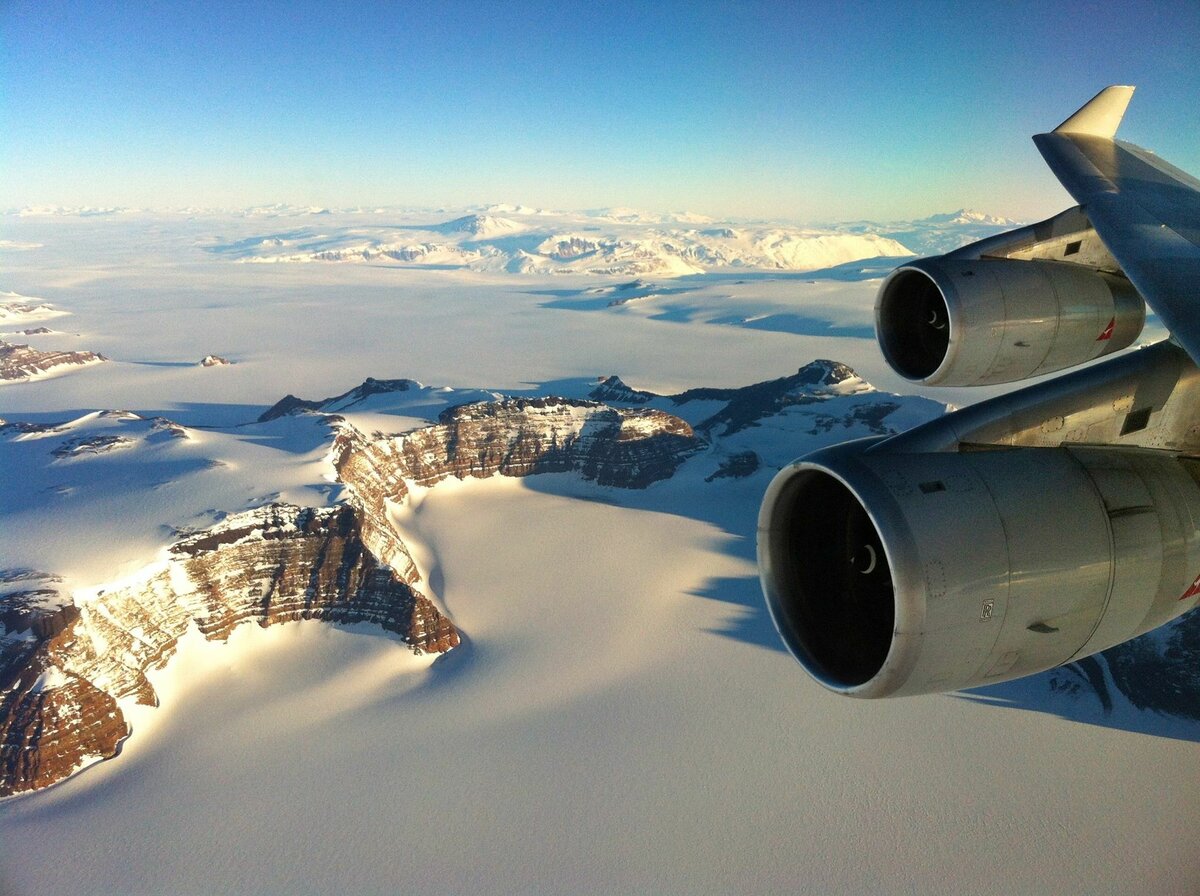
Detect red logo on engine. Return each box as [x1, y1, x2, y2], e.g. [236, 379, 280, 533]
[1180, 573, 1200, 601]
[1097, 317, 1115, 341]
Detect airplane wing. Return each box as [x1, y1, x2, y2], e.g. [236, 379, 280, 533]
[760, 86, 1200, 698]
[1034, 85, 1200, 365]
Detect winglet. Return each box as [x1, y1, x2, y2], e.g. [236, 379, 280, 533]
[1053, 85, 1135, 138]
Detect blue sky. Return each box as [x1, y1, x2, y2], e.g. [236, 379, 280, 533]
[3, 0, 1198, 221]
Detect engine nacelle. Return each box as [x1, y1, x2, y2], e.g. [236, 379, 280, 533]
[757, 439, 1200, 697]
[876, 256, 1144, 386]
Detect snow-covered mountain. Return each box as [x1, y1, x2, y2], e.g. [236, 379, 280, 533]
[9, 206, 133, 218]
[0, 362, 938, 797]
[0, 296, 105, 382]
[433, 213, 525, 238]
[835, 208, 1026, 256]
[0, 293, 68, 322]
[6, 204, 1030, 277]
[920, 209, 1018, 226]
[8, 355, 1200, 800]
[188, 204, 1047, 276]
[202, 207, 914, 276]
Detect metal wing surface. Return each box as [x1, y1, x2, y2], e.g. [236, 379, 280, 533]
[1035, 86, 1200, 364]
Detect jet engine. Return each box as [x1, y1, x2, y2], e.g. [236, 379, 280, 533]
[761, 87, 1200, 698]
[758, 439, 1200, 697]
[876, 255, 1144, 387]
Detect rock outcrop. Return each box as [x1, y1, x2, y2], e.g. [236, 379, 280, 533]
[588, 359, 891, 439]
[0, 340, 106, 382]
[704, 451, 760, 482]
[259, 376, 420, 422]
[1, 392, 700, 798]
[333, 396, 700, 583]
[0, 299, 65, 322]
[589, 375, 656, 405]
[0, 503, 457, 798]
[673, 360, 866, 436]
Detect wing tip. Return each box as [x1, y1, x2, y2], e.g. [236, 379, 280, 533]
[1053, 85, 1136, 138]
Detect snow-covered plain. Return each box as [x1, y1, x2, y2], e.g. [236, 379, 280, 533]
[0, 209, 1195, 895]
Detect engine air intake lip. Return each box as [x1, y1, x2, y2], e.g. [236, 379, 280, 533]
[877, 267, 950, 382]
[762, 469, 895, 688]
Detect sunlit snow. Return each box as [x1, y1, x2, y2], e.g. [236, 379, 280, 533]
[0, 208, 1193, 896]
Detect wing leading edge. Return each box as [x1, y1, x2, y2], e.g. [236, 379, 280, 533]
[1034, 86, 1200, 365]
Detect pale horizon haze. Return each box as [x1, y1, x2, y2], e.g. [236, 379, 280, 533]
[2, 0, 1199, 222]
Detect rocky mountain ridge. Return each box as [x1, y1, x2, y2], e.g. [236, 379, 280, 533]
[0, 340, 107, 382]
[0, 503, 457, 797]
[0, 296, 105, 383]
[259, 376, 421, 422]
[12, 359, 1196, 798]
[0, 393, 704, 797]
[586, 360, 920, 463]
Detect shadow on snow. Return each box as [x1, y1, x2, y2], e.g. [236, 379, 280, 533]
[10, 378, 1195, 744]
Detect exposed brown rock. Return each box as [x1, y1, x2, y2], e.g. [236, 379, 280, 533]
[0, 340, 106, 381]
[0, 503, 456, 798]
[335, 395, 698, 491]
[0, 666, 127, 796]
[51, 435, 135, 458]
[331, 396, 699, 587]
[1, 393, 698, 798]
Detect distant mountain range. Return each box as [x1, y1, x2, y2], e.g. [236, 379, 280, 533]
[832, 208, 1024, 256]
[7, 204, 1027, 276]
[198, 209, 915, 277]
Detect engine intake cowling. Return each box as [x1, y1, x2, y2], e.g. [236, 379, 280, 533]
[876, 257, 1144, 387]
[757, 439, 1200, 697]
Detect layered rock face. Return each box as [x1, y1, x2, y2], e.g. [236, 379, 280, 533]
[333, 397, 699, 576]
[0, 503, 457, 798]
[1, 394, 699, 798]
[0, 340, 106, 381]
[337, 396, 697, 490]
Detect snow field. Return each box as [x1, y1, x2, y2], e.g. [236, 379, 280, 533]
[1, 211, 1196, 895]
